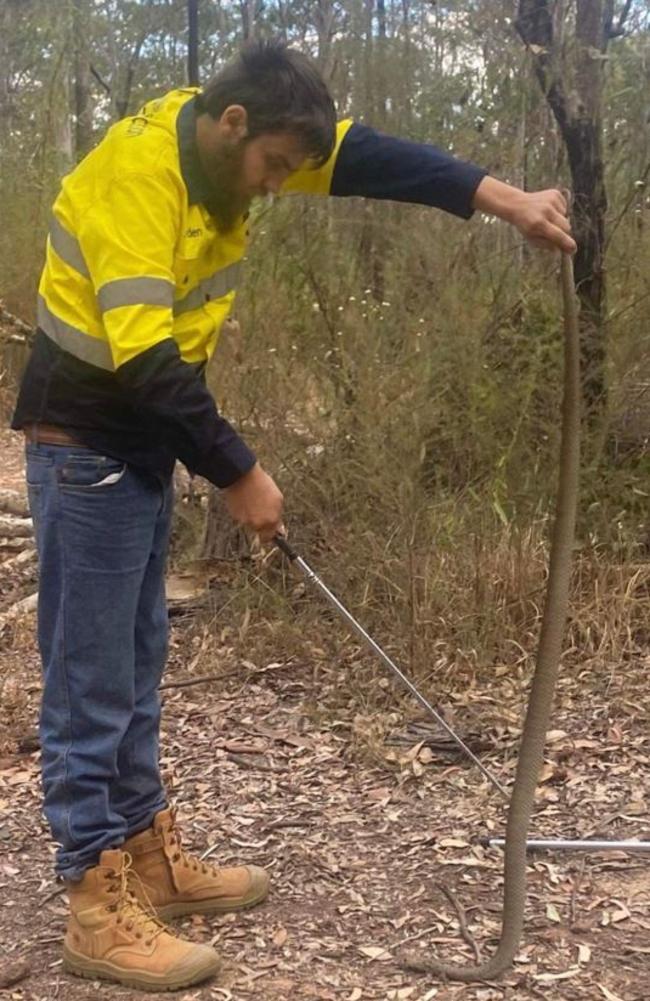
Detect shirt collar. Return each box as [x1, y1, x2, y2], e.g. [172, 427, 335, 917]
[176, 95, 214, 208]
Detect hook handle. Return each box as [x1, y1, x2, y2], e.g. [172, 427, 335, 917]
[274, 533, 298, 561]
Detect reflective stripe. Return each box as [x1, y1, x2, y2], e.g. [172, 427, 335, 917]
[37, 295, 115, 372]
[49, 217, 90, 278]
[174, 261, 241, 317]
[97, 276, 175, 313]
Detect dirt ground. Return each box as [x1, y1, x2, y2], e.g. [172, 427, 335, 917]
[1, 426, 650, 1001]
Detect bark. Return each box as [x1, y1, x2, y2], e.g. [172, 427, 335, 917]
[72, 0, 93, 158]
[516, 0, 610, 415]
[187, 0, 199, 86]
[0, 2, 13, 145]
[315, 0, 338, 81]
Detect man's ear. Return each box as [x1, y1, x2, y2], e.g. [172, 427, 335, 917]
[219, 104, 248, 140]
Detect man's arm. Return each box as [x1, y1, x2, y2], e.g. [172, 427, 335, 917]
[284, 121, 575, 254]
[329, 123, 487, 220]
[78, 168, 283, 538]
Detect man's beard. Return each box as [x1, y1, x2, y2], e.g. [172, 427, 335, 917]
[203, 139, 252, 233]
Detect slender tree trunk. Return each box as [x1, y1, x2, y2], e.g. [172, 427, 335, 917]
[315, 0, 337, 82]
[240, 0, 260, 42]
[72, 0, 93, 159]
[187, 0, 199, 86]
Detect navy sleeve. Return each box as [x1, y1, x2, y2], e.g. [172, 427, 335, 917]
[331, 123, 488, 220]
[116, 339, 256, 488]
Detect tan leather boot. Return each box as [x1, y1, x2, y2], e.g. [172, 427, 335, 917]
[63, 849, 221, 991]
[123, 807, 270, 920]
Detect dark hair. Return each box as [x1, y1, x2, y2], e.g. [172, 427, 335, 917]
[196, 40, 336, 166]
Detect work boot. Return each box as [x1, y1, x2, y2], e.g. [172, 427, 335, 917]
[123, 807, 270, 920]
[63, 849, 221, 991]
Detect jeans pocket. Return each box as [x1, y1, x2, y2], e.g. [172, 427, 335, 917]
[59, 454, 127, 490]
[26, 446, 54, 487]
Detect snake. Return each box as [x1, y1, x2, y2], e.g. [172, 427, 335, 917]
[402, 250, 581, 982]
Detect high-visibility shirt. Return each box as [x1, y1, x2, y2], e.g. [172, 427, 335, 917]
[12, 89, 486, 487]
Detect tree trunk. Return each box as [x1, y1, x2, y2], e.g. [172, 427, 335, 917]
[187, 0, 199, 86]
[72, 0, 93, 159]
[515, 0, 617, 415]
[315, 0, 337, 82]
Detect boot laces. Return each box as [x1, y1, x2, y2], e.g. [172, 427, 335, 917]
[166, 811, 213, 877]
[103, 851, 169, 945]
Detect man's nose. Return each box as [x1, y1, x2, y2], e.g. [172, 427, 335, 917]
[264, 177, 283, 195]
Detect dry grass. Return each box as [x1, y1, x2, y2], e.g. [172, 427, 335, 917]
[1, 196, 647, 717]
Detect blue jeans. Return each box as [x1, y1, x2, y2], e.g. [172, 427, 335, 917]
[25, 442, 173, 880]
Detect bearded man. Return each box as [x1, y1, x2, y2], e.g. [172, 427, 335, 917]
[11, 40, 575, 991]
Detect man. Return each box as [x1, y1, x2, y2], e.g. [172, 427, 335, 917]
[12, 40, 575, 991]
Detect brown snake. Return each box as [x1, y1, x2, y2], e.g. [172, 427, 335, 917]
[402, 251, 581, 981]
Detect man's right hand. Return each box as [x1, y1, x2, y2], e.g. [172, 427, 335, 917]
[222, 462, 284, 542]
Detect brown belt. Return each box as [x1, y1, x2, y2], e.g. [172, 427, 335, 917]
[24, 423, 85, 447]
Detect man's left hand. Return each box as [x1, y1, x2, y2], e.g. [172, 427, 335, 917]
[472, 177, 577, 255]
[508, 188, 577, 254]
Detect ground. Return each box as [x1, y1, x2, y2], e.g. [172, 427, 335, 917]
[1, 426, 649, 1001]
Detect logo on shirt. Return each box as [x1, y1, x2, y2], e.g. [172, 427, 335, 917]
[185, 227, 203, 238]
[126, 116, 148, 137]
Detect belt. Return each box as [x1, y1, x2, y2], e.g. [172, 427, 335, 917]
[24, 423, 85, 447]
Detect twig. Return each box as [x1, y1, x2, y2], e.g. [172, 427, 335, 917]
[439, 885, 482, 965]
[40, 884, 66, 905]
[263, 817, 313, 832]
[394, 922, 443, 951]
[159, 672, 229, 691]
[159, 660, 288, 692]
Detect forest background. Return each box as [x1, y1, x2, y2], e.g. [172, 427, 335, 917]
[0, 0, 648, 701]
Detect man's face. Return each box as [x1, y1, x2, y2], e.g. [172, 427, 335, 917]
[197, 106, 307, 231]
[239, 132, 307, 199]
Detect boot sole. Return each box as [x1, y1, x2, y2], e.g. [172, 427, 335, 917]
[62, 944, 221, 992]
[156, 885, 269, 921]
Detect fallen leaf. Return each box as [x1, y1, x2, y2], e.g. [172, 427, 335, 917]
[358, 945, 392, 961]
[533, 967, 580, 982]
[578, 943, 591, 964]
[272, 927, 288, 947]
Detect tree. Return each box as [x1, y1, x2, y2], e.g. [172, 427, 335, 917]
[515, 0, 635, 415]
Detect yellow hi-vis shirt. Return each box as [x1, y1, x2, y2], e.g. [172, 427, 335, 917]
[39, 89, 352, 372]
[13, 86, 484, 486]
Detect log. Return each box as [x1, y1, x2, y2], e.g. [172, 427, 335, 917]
[0, 490, 29, 518]
[0, 516, 33, 538]
[2, 548, 36, 571]
[0, 537, 32, 553]
[0, 592, 38, 629]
